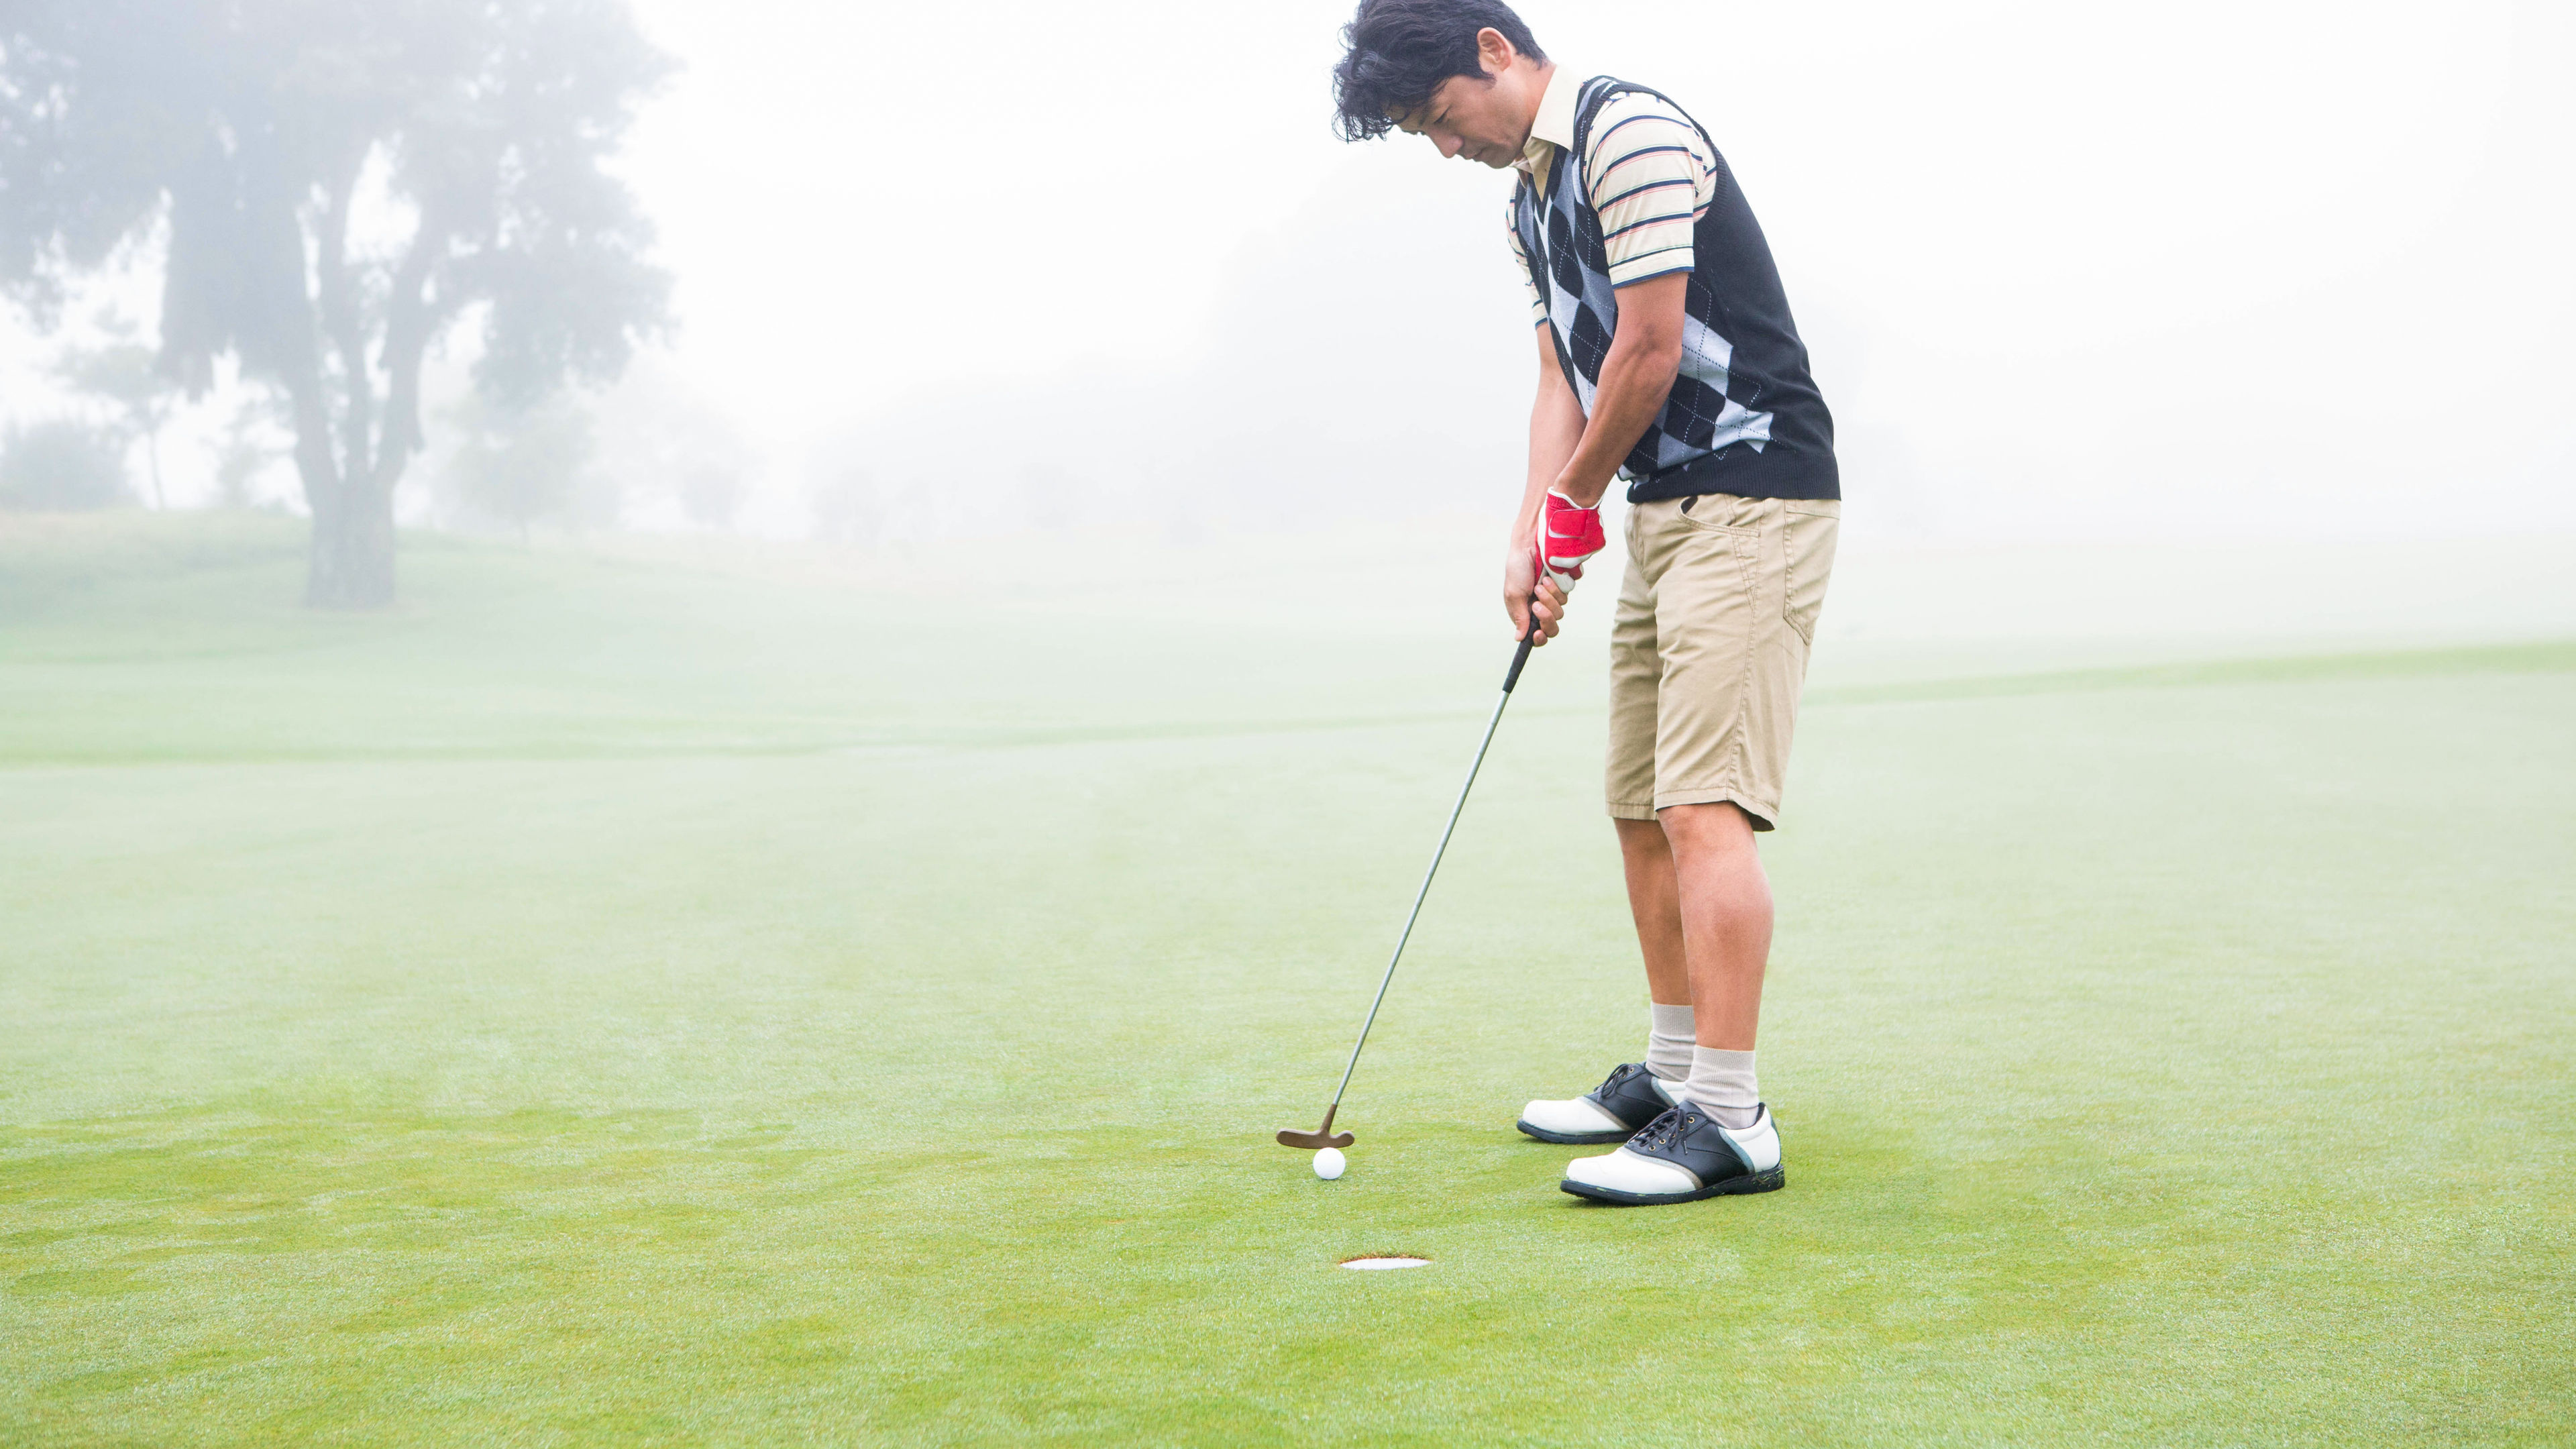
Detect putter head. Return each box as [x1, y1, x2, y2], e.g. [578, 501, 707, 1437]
[1276, 1104, 1352, 1150]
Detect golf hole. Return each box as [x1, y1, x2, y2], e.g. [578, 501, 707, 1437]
[1340, 1256, 1431, 1271]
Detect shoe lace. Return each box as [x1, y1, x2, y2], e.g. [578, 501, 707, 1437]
[1597, 1062, 1643, 1094]
[1631, 1104, 1697, 1152]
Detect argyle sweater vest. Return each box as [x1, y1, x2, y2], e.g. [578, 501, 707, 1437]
[1513, 76, 1839, 503]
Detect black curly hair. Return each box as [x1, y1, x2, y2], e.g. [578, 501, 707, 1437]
[1331, 0, 1547, 142]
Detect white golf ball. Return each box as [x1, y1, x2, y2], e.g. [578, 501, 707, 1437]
[1312, 1147, 1347, 1180]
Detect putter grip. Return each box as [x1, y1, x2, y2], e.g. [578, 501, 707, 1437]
[1501, 621, 1538, 692]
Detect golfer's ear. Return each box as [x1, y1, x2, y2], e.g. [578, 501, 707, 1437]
[1477, 27, 1513, 75]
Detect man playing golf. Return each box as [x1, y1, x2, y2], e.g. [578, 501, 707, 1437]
[1333, 0, 1840, 1205]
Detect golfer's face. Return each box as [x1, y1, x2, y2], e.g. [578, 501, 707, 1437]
[1397, 76, 1523, 169]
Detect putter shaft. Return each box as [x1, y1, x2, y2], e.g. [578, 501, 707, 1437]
[1301, 624, 1539, 1140]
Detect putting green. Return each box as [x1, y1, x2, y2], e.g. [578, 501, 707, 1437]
[3, 515, 2569, 1446]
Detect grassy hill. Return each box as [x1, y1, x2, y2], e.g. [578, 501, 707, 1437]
[3, 513, 2570, 1446]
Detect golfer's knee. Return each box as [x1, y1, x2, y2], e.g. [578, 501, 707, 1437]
[1657, 800, 1756, 856]
[1613, 816, 1669, 859]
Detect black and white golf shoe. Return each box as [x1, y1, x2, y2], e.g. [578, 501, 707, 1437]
[1515, 1062, 1686, 1144]
[1558, 1101, 1784, 1205]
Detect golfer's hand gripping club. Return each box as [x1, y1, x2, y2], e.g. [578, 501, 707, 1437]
[1511, 487, 1605, 649]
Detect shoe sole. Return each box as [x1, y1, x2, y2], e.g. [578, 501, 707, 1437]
[1515, 1118, 1637, 1145]
[1558, 1165, 1785, 1205]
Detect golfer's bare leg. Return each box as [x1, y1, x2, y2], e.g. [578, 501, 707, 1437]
[1616, 818, 1692, 1008]
[1657, 802, 1772, 1050]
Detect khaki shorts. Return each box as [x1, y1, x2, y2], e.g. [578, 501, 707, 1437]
[1606, 493, 1839, 830]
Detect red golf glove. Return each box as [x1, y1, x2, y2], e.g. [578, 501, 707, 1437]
[1534, 487, 1607, 594]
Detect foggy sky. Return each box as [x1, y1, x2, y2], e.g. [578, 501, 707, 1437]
[5, 0, 2571, 543]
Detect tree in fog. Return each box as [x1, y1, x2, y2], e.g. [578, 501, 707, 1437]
[437, 392, 604, 541]
[585, 357, 750, 533]
[0, 0, 670, 606]
[51, 311, 178, 509]
[0, 419, 129, 510]
[213, 400, 290, 509]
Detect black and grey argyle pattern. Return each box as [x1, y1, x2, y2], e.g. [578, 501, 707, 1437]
[1513, 76, 1839, 505]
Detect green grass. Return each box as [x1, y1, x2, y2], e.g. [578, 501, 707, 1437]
[3, 512, 2570, 1446]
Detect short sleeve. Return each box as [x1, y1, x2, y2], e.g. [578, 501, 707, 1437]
[1582, 95, 1713, 288]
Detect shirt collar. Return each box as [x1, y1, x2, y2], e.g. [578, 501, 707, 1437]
[1516, 65, 1578, 178]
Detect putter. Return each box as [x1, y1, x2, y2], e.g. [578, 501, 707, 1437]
[1276, 613, 1545, 1151]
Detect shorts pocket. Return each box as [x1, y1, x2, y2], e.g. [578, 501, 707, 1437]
[1676, 492, 1764, 535]
[1780, 502, 1839, 646]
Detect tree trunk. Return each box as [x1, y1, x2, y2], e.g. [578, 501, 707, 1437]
[291, 368, 396, 609]
[290, 149, 398, 610]
[305, 476, 396, 608]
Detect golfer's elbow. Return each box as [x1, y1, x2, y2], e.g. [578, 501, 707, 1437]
[1617, 328, 1684, 395]
[1644, 333, 1684, 386]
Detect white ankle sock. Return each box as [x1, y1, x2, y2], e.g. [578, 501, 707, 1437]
[1682, 1047, 1759, 1129]
[1647, 1004, 1696, 1082]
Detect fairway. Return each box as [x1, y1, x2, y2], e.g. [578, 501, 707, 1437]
[3, 516, 2571, 1446]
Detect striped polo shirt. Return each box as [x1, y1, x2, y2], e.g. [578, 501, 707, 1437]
[1505, 67, 1717, 319]
[1506, 72, 1840, 501]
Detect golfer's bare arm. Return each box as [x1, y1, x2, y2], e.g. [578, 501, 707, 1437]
[1521, 324, 1587, 521]
[1508, 272, 1689, 641]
